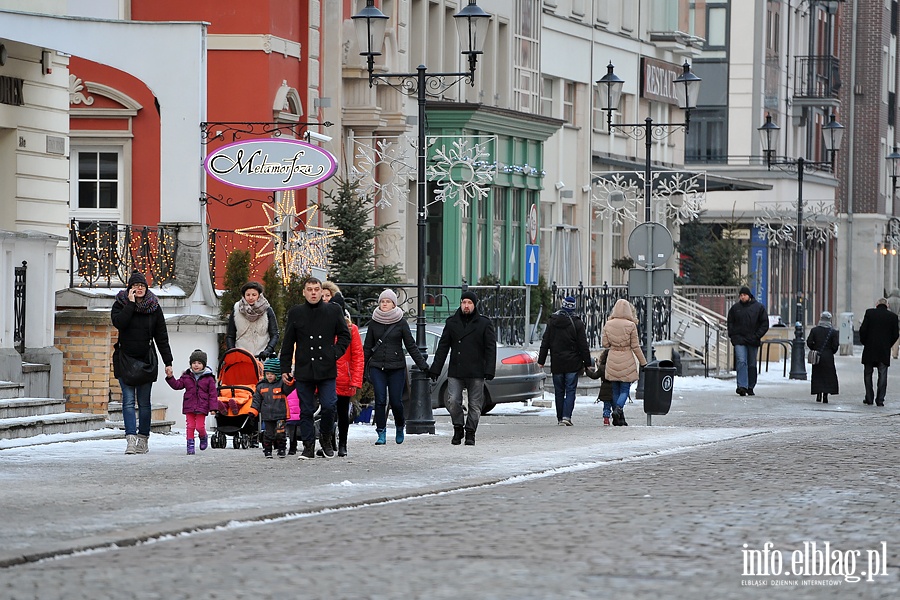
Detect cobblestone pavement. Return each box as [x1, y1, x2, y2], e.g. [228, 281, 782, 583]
[2, 352, 899, 599]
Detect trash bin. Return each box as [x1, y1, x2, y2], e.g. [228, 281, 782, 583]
[643, 359, 676, 415]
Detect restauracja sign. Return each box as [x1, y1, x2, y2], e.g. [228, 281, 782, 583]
[205, 138, 338, 191]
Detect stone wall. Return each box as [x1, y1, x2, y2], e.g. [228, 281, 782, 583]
[54, 310, 117, 414]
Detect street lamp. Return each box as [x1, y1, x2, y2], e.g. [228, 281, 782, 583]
[758, 112, 844, 380]
[353, 0, 491, 434]
[595, 61, 701, 390]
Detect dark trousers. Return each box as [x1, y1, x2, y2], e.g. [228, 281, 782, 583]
[369, 367, 406, 431]
[864, 363, 889, 404]
[337, 394, 352, 445]
[295, 378, 337, 443]
[261, 419, 285, 450]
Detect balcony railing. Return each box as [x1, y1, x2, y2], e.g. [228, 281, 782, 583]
[794, 55, 841, 99]
[69, 220, 178, 288]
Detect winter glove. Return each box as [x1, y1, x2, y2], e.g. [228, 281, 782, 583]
[428, 371, 439, 382]
[257, 351, 270, 361]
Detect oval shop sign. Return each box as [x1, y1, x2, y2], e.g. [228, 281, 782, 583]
[205, 138, 338, 191]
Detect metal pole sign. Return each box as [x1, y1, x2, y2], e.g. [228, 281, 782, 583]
[528, 203, 538, 244]
[525, 244, 540, 286]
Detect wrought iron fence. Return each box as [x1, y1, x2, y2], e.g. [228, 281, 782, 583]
[550, 282, 672, 350]
[69, 220, 178, 288]
[14, 261, 26, 353]
[334, 282, 526, 346]
[208, 228, 273, 285]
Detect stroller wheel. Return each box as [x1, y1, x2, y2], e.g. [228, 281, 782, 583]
[232, 435, 241, 449]
[215, 431, 226, 448]
[241, 433, 250, 449]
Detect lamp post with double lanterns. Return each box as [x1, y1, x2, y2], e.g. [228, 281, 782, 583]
[595, 61, 701, 394]
[352, 0, 491, 434]
[757, 112, 844, 380]
[882, 148, 900, 282]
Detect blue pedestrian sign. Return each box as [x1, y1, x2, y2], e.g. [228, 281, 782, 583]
[525, 244, 539, 285]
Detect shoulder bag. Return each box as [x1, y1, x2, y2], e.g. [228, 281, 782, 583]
[116, 318, 159, 385]
[807, 328, 833, 366]
[364, 322, 399, 382]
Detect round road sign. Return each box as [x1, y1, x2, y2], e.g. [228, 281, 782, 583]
[627, 222, 674, 268]
[528, 203, 538, 244]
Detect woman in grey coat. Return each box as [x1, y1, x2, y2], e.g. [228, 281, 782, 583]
[806, 311, 840, 403]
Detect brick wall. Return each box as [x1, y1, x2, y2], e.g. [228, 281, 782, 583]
[54, 310, 117, 415]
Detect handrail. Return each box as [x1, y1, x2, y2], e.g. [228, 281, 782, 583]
[758, 339, 791, 378]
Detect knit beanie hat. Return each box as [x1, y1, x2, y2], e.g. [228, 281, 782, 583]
[263, 357, 281, 374]
[561, 296, 576, 311]
[379, 289, 398, 307]
[819, 311, 833, 322]
[460, 290, 478, 305]
[739, 286, 752, 297]
[189, 349, 208, 367]
[127, 271, 148, 287]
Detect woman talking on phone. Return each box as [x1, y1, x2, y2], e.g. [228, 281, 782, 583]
[111, 271, 174, 455]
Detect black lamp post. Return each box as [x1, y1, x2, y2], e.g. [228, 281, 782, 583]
[595, 61, 701, 388]
[353, 0, 491, 434]
[758, 112, 844, 380]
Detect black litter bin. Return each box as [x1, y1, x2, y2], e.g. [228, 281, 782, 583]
[643, 359, 676, 415]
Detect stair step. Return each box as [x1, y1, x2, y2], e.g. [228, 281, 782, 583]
[105, 419, 176, 434]
[0, 413, 109, 439]
[0, 398, 67, 419]
[108, 402, 169, 422]
[0, 428, 123, 449]
[0, 382, 24, 400]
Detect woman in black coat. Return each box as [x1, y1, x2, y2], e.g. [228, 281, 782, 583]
[806, 311, 839, 403]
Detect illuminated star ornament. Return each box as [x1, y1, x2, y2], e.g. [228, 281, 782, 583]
[235, 190, 342, 285]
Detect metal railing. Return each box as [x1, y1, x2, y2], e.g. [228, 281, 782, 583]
[69, 220, 178, 288]
[14, 261, 26, 354]
[794, 55, 841, 99]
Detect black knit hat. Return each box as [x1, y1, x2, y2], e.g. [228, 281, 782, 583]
[127, 271, 148, 287]
[739, 286, 752, 297]
[189, 349, 208, 367]
[461, 290, 478, 305]
[331, 292, 346, 311]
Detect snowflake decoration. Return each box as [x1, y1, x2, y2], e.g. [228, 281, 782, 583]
[753, 200, 837, 247]
[589, 172, 640, 226]
[234, 190, 343, 285]
[350, 135, 414, 208]
[654, 171, 706, 226]
[426, 136, 497, 208]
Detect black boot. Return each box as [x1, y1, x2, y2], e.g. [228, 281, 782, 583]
[299, 441, 315, 460]
[451, 425, 464, 445]
[612, 407, 628, 426]
[338, 432, 348, 457]
[816, 394, 822, 402]
[822, 394, 828, 404]
[320, 434, 335, 458]
[464, 428, 476, 446]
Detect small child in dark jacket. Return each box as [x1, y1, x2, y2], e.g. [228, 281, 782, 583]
[250, 357, 289, 458]
[585, 349, 614, 426]
[166, 349, 219, 454]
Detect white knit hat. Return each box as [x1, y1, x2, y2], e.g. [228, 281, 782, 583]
[379, 289, 398, 307]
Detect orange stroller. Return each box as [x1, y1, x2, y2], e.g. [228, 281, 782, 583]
[210, 348, 262, 449]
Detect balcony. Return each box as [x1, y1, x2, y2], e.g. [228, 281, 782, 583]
[792, 55, 841, 109]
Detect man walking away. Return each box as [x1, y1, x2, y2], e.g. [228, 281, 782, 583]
[280, 278, 351, 459]
[428, 290, 497, 446]
[859, 297, 900, 406]
[538, 296, 592, 426]
[726, 286, 769, 396]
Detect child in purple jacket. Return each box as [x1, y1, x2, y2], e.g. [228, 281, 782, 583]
[166, 349, 218, 454]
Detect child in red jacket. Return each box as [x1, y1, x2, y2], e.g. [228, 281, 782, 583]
[165, 349, 218, 454]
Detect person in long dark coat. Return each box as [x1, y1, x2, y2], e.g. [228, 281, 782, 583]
[806, 311, 839, 403]
[859, 297, 900, 406]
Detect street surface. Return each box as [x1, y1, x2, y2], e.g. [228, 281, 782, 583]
[1, 350, 899, 599]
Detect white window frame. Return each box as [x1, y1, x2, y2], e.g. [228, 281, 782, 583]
[69, 144, 127, 225]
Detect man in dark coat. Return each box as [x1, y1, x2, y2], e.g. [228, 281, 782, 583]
[859, 297, 900, 406]
[280, 277, 351, 459]
[726, 286, 769, 396]
[428, 290, 497, 446]
[538, 295, 592, 426]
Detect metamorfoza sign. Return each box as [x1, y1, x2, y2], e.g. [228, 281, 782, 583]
[205, 139, 338, 191]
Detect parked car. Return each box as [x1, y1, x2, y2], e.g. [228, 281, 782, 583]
[359, 324, 545, 413]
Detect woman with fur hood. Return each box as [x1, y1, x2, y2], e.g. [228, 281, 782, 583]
[225, 281, 280, 361]
[600, 298, 647, 426]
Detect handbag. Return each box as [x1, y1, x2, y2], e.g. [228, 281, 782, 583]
[364, 322, 399, 382]
[807, 329, 833, 366]
[117, 340, 159, 385]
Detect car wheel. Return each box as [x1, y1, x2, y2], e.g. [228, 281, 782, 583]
[481, 387, 495, 414]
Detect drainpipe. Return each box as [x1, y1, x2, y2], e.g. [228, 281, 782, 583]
[844, 0, 858, 313]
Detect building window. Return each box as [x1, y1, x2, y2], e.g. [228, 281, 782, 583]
[511, 190, 523, 281]
[685, 108, 727, 164]
[492, 188, 507, 282]
[514, 0, 540, 113]
[541, 77, 554, 118]
[477, 196, 489, 279]
[564, 81, 576, 124]
[77, 151, 119, 210]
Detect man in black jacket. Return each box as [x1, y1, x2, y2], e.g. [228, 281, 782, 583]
[538, 296, 592, 426]
[429, 290, 497, 446]
[280, 278, 351, 459]
[859, 297, 900, 406]
[726, 286, 769, 396]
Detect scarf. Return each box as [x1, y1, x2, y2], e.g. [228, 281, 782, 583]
[115, 288, 160, 314]
[237, 294, 270, 323]
[371, 306, 404, 324]
[817, 320, 833, 329]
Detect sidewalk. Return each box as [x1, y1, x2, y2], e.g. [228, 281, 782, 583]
[0, 346, 893, 567]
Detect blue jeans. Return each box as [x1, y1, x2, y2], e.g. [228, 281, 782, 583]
[552, 372, 579, 421]
[368, 367, 407, 430]
[611, 381, 631, 410]
[119, 379, 153, 436]
[295, 378, 337, 443]
[734, 345, 758, 390]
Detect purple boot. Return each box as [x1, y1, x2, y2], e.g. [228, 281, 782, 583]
[199, 436, 208, 451]
[187, 439, 196, 455]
